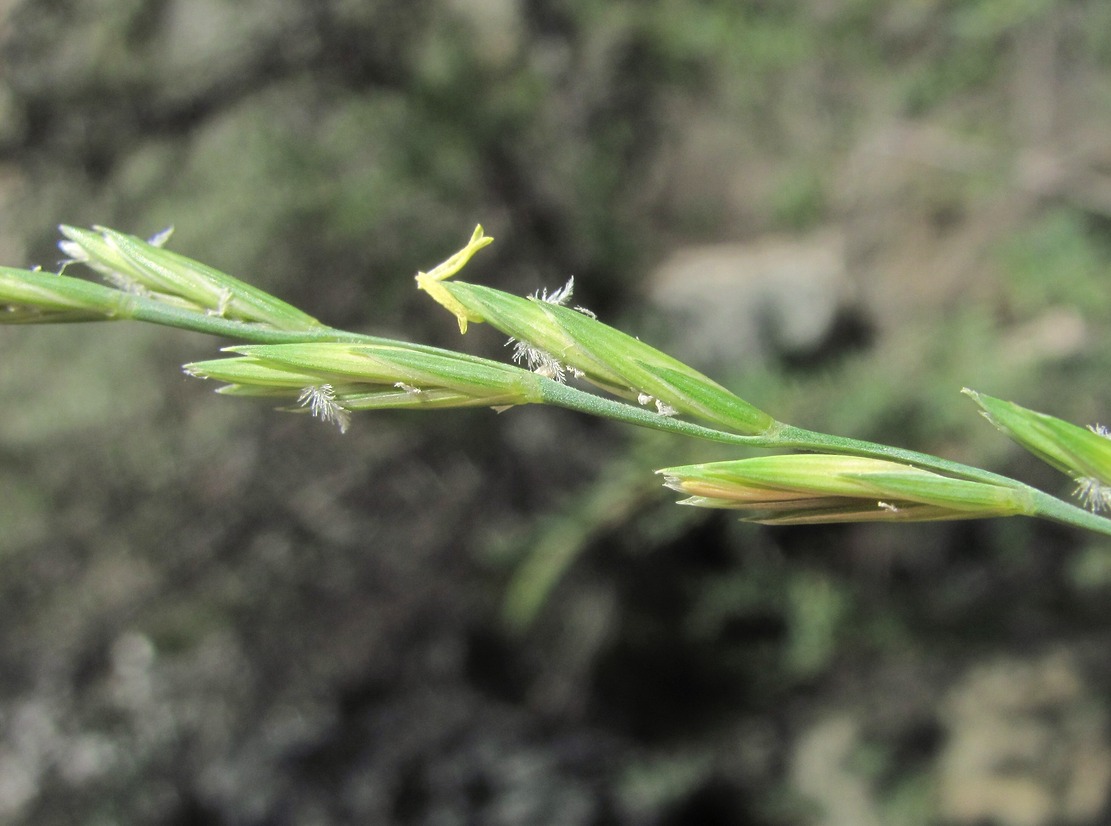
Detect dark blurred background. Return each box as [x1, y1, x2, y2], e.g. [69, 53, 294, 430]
[3, 1, 1111, 824]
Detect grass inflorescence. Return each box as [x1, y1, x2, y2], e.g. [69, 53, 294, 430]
[2, 223, 1110, 539]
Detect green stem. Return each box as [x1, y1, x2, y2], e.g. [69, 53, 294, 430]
[1023, 488, 1111, 536]
[112, 293, 378, 343]
[535, 379, 779, 446]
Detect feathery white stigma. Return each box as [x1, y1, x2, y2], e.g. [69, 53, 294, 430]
[508, 277, 585, 383]
[298, 384, 351, 433]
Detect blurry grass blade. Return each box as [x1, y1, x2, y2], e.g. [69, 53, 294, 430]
[964, 389, 1111, 484]
[658, 454, 1029, 523]
[60, 225, 322, 329]
[421, 278, 776, 435]
[0, 266, 127, 323]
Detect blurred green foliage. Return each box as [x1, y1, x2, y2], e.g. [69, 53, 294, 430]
[1003, 209, 1111, 322]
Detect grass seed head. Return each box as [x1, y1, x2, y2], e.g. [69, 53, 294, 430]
[417, 240, 776, 436]
[183, 340, 545, 431]
[658, 454, 1029, 524]
[59, 225, 321, 330]
[964, 388, 1111, 511]
[0, 266, 126, 323]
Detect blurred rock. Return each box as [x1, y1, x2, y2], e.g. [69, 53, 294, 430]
[791, 715, 884, 826]
[938, 651, 1111, 826]
[648, 230, 865, 367]
[445, 0, 523, 70]
[1001, 307, 1089, 365]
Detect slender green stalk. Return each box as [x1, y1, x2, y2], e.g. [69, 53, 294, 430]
[771, 425, 1111, 536]
[93, 289, 376, 344]
[534, 380, 781, 446]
